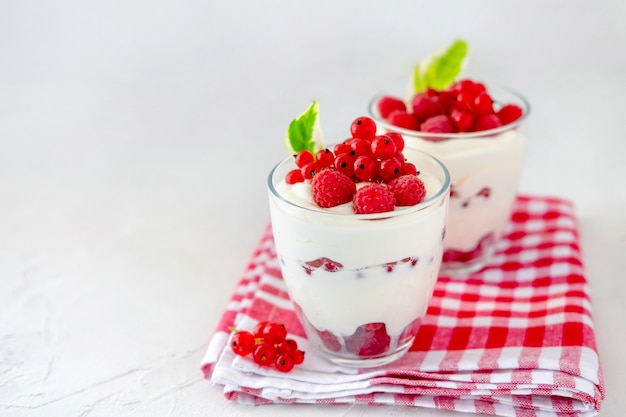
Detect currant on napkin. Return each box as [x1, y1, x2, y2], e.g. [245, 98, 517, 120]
[230, 321, 305, 373]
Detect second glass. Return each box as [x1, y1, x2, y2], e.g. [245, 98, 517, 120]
[368, 85, 530, 274]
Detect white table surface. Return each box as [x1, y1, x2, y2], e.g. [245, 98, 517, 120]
[2, 1, 625, 416]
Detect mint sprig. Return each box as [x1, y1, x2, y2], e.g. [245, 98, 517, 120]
[413, 39, 469, 93]
[285, 101, 323, 154]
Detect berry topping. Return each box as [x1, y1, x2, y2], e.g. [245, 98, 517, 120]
[316, 148, 335, 168]
[285, 169, 304, 184]
[282, 110, 427, 214]
[230, 322, 305, 372]
[353, 183, 396, 214]
[294, 150, 315, 168]
[473, 114, 502, 131]
[377, 41, 524, 135]
[371, 135, 397, 160]
[377, 96, 407, 119]
[300, 161, 321, 180]
[388, 175, 427, 206]
[497, 104, 523, 125]
[311, 169, 357, 208]
[387, 110, 420, 131]
[353, 155, 377, 181]
[384, 131, 405, 152]
[421, 114, 455, 133]
[350, 116, 377, 140]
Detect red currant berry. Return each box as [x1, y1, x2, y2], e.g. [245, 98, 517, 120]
[371, 135, 397, 160]
[285, 338, 298, 351]
[497, 104, 523, 125]
[294, 150, 315, 168]
[450, 108, 474, 132]
[334, 153, 355, 177]
[262, 322, 287, 344]
[353, 155, 377, 181]
[472, 91, 494, 115]
[275, 353, 295, 372]
[285, 169, 304, 184]
[350, 116, 377, 140]
[275, 341, 295, 355]
[292, 349, 305, 365]
[333, 143, 351, 155]
[316, 148, 335, 168]
[301, 162, 321, 180]
[253, 342, 277, 366]
[378, 157, 402, 181]
[401, 162, 418, 176]
[349, 138, 372, 157]
[253, 321, 269, 338]
[384, 131, 404, 152]
[230, 331, 255, 357]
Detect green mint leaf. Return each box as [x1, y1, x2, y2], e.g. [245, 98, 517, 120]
[413, 39, 469, 92]
[285, 101, 322, 154]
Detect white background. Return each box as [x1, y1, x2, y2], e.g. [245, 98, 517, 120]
[1, 1, 625, 416]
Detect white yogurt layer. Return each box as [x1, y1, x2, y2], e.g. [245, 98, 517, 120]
[268, 148, 449, 339]
[403, 129, 525, 253]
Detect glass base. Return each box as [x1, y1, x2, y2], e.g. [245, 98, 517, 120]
[439, 233, 495, 277]
[320, 342, 411, 368]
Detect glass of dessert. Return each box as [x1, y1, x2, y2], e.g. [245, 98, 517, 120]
[367, 40, 530, 274]
[268, 104, 450, 368]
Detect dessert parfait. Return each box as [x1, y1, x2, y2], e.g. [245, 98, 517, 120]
[268, 102, 450, 367]
[368, 39, 530, 274]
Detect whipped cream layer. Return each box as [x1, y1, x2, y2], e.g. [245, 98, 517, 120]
[402, 129, 525, 253]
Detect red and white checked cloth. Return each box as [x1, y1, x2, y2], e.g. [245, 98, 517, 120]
[201, 195, 604, 417]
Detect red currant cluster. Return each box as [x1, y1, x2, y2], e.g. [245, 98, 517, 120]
[230, 321, 305, 373]
[285, 116, 417, 186]
[377, 78, 524, 135]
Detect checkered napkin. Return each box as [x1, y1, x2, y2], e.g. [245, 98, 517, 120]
[201, 195, 604, 417]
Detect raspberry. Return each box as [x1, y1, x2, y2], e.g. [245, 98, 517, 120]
[345, 322, 390, 357]
[387, 110, 420, 131]
[311, 169, 356, 208]
[411, 90, 445, 121]
[353, 183, 396, 214]
[421, 115, 455, 133]
[473, 114, 502, 131]
[388, 175, 426, 206]
[377, 96, 407, 119]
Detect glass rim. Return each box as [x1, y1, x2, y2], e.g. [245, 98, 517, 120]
[267, 148, 450, 220]
[367, 84, 531, 140]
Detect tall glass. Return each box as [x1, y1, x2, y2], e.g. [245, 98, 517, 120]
[368, 86, 530, 274]
[268, 148, 450, 368]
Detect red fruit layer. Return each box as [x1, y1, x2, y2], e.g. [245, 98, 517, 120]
[442, 233, 495, 264]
